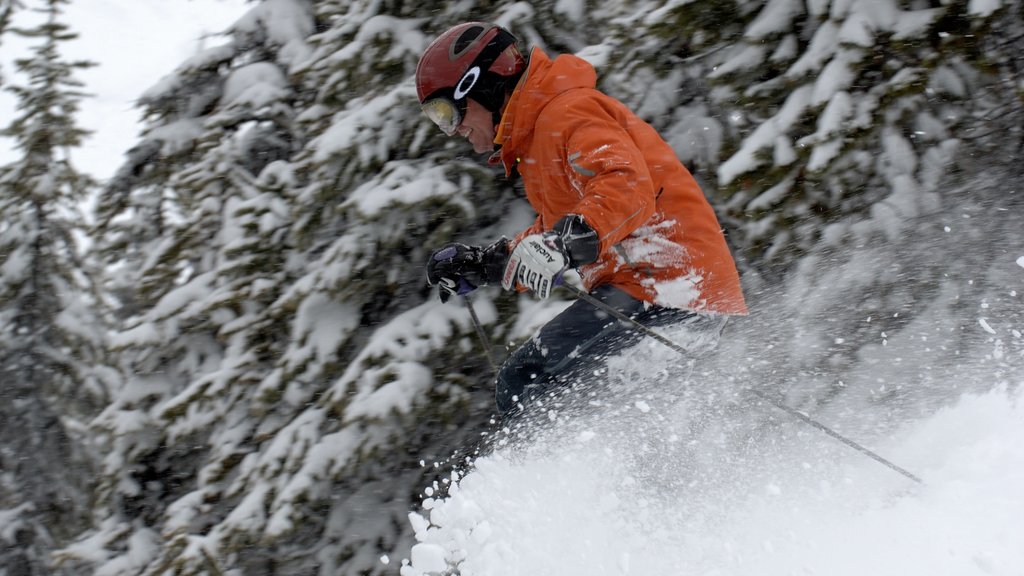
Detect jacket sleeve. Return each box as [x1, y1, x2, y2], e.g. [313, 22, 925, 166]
[556, 95, 657, 254]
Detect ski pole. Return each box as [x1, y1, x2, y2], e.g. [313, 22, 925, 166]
[463, 294, 499, 377]
[560, 283, 692, 356]
[745, 388, 922, 483]
[559, 282, 923, 484]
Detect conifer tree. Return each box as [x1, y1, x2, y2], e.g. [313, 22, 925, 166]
[1, 0, 24, 87]
[702, 0, 1023, 411]
[0, 0, 105, 573]
[0, 0, 16, 32]
[584, 0, 1023, 416]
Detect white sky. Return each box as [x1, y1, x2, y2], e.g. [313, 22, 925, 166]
[1, 0, 250, 181]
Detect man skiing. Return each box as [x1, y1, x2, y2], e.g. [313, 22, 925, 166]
[416, 22, 747, 415]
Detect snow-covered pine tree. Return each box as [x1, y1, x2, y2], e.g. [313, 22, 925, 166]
[0, 0, 16, 35]
[79, 2, 312, 572]
[0, 0, 23, 57]
[0, 0, 106, 573]
[595, 0, 1024, 422]
[0, 0, 23, 88]
[75, 1, 533, 574]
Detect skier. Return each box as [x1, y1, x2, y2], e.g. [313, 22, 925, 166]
[416, 22, 748, 416]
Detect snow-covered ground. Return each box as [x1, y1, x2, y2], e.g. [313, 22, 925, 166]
[401, 386, 1022, 575]
[398, 291, 1023, 576]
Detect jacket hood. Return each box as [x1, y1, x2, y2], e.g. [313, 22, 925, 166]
[494, 48, 597, 172]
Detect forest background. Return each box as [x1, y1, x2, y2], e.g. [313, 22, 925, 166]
[1, 0, 1021, 574]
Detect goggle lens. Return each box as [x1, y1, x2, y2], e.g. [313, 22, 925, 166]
[422, 98, 461, 136]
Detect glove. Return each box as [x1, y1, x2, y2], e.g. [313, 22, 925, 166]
[501, 232, 570, 299]
[426, 239, 509, 303]
[500, 215, 600, 299]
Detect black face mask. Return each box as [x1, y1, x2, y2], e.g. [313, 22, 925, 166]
[472, 68, 524, 128]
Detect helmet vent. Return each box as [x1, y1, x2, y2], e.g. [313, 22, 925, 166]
[453, 26, 485, 57]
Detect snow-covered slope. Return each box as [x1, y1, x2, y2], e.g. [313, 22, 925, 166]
[401, 382, 1021, 576]
[398, 279, 1023, 576]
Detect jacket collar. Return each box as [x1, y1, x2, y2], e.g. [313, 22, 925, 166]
[491, 48, 597, 175]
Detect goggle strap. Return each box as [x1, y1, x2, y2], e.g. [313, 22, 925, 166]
[468, 29, 517, 81]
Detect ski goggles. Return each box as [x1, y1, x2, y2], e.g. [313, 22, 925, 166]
[421, 97, 463, 136]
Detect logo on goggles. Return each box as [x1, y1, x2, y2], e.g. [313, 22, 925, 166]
[454, 66, 481, 100]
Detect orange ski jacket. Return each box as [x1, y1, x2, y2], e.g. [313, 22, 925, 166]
[494, 49, 747, 315]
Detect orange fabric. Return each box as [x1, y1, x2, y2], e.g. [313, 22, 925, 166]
[494, 49, 747, 315]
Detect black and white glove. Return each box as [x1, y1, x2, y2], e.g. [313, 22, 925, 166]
[426, 239, 509, 303]
[501, 233, 569, 299]
[501, 215, 600, 299]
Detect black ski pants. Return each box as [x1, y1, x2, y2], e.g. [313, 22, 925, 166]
[495, 284, 722, 415]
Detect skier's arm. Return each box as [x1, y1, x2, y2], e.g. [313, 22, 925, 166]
[558, 99, 657, 253]
[502, 215, 598, 298]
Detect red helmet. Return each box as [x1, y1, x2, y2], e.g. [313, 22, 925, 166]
[415, 22, 525, 135]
